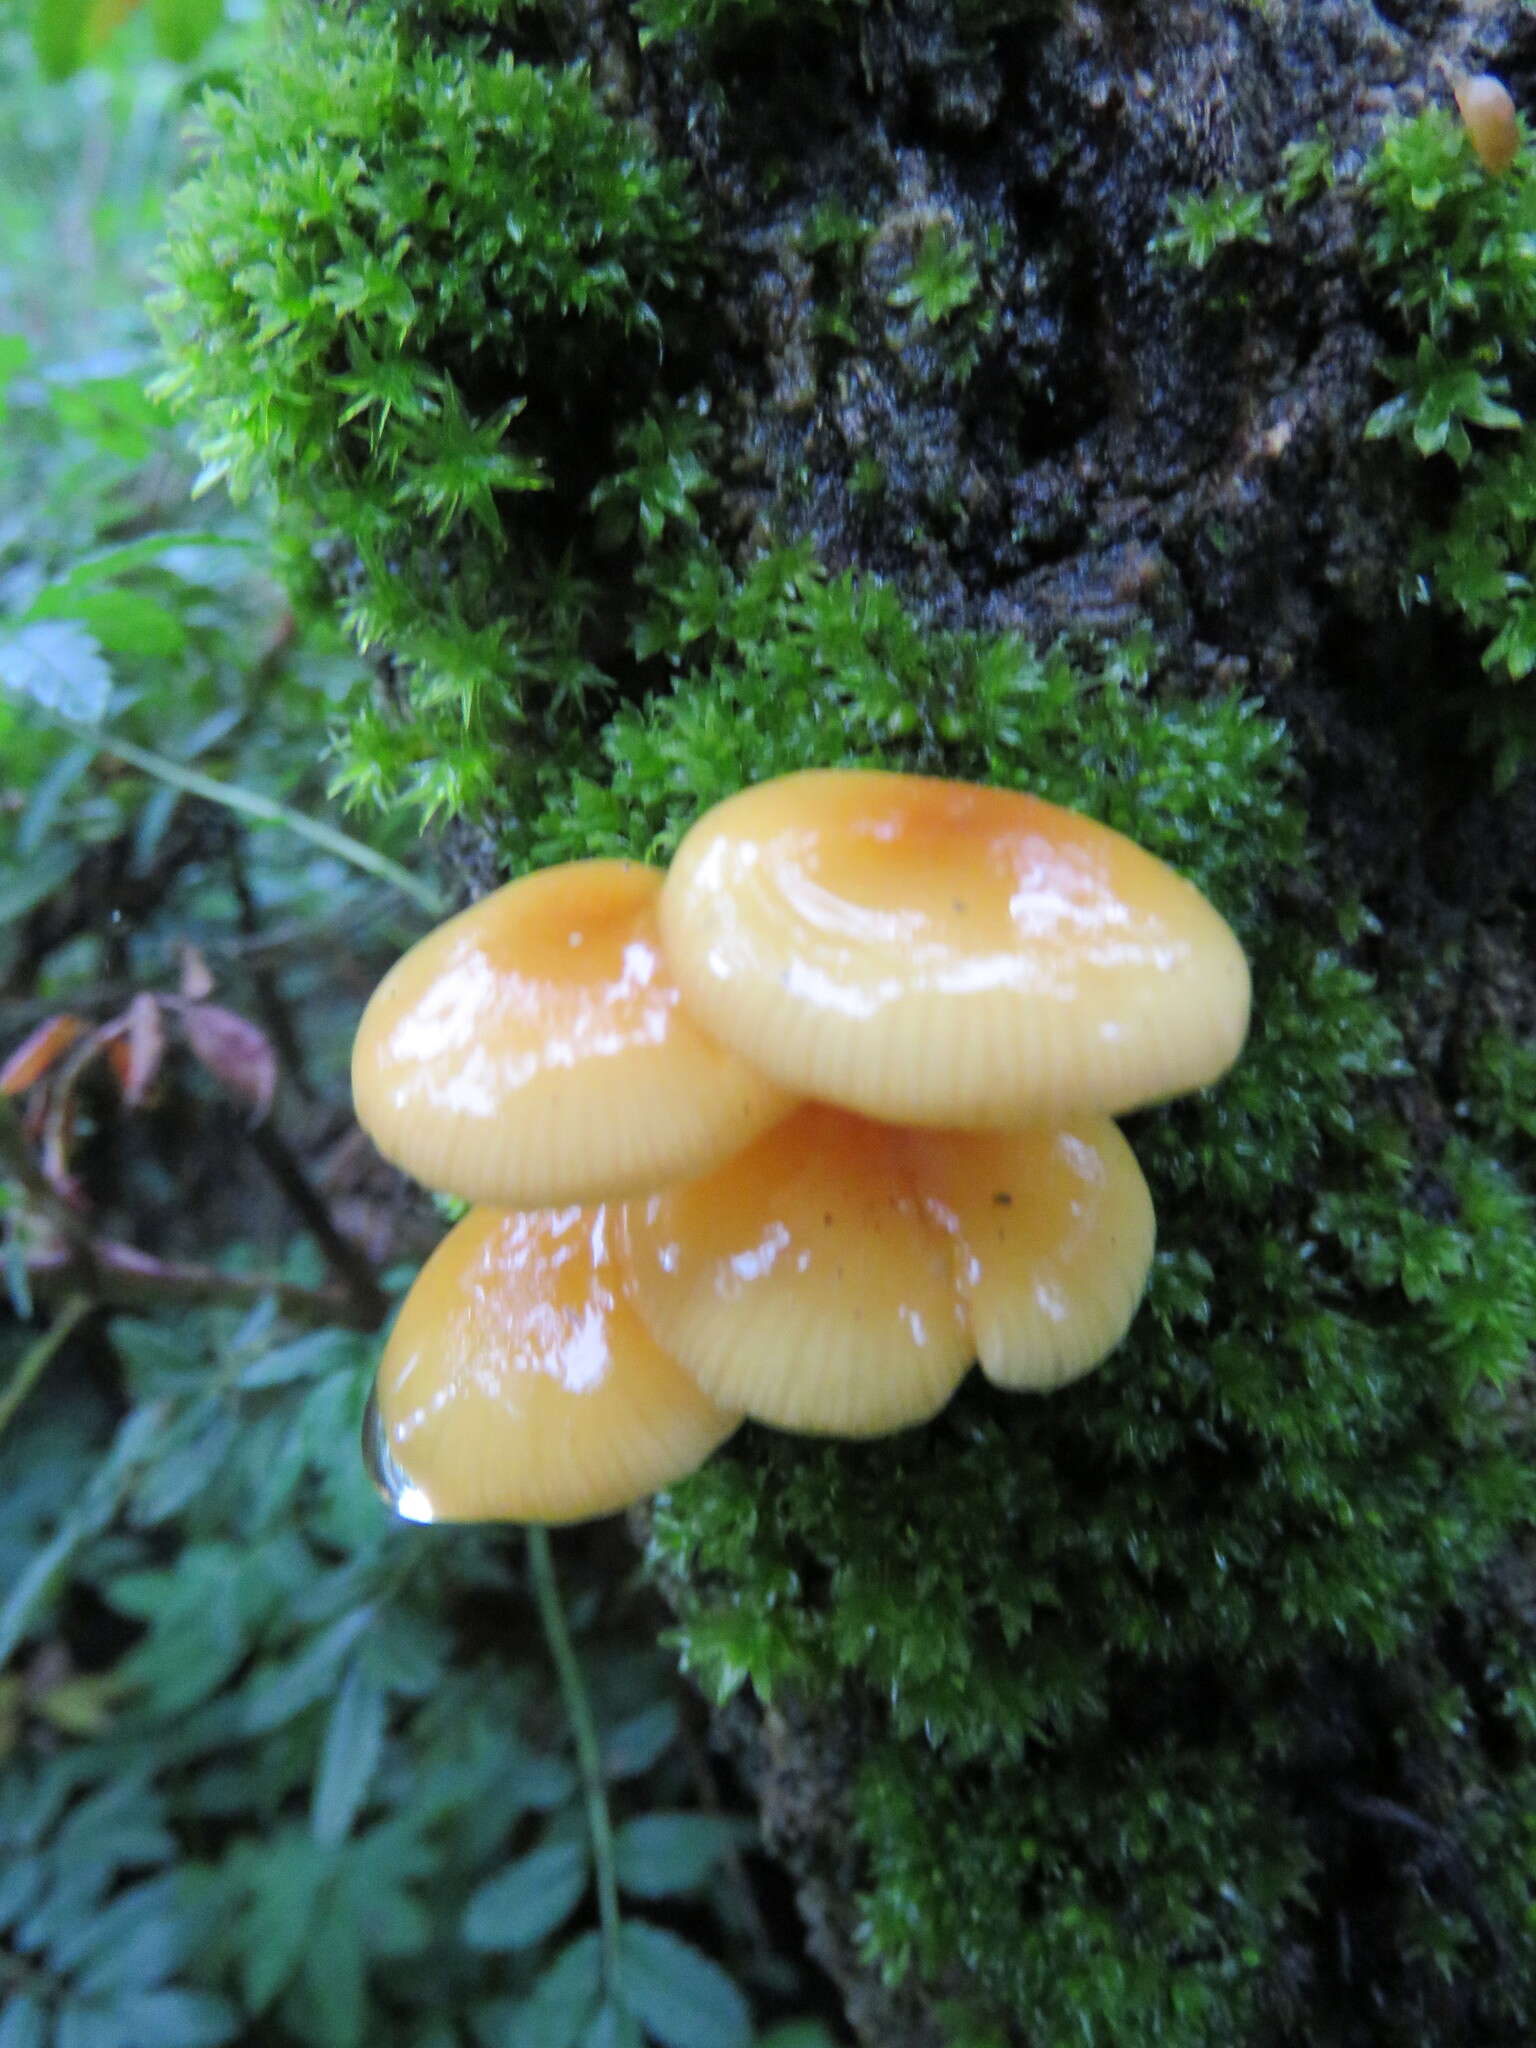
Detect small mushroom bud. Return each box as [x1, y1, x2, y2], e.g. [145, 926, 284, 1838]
[1455, 74, 1520, 175]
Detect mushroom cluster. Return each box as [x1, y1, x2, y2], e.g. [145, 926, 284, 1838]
[352, 769, 1251, 1524]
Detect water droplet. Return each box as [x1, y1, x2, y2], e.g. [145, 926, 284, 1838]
[361, 1387, 436, 1524]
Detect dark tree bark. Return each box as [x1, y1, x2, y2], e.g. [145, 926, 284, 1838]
[592, 3, 1536, 2038]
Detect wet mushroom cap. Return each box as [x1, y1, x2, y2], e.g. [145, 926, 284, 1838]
[901, 1118, 1155, 1392]
[620, 1102, 972, 1437]
[1455, 74, 1520, 174]
[659, 769, 1251, 1128]
[352, 860, 795, 1206]
[366, 1204, 739, 1525]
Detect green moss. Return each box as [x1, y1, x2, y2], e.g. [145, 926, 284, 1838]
[1151, 185, 1273, 271]
[1466, 1029, 1536, 1148]
[156, 8, 1536, 2039]
[495, 530, 1536, 2041]
[154, 0, 703, 821]
[622, 620, 1536, 2041]
[1159, 108, 1536, 781]
[1361, 108, 1536, 780]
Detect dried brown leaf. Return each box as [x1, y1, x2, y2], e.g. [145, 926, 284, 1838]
[178, 944, 214, 1002]
[120, 993, 166, 1107]
[0, 1016, 86, 1097]
[181, 1002, 277, 1118]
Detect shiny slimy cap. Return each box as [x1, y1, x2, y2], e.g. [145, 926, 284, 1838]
[620, 1103, 972, 1437]
[658, 770, 1250, 1128]
[367, 1204, 739, 1525]
[902, 1118, 1155, 1392]
[1455, 74, 1520, 175]
[351, 860, 795, 1206]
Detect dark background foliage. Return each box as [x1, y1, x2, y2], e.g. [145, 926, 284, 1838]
[0, 8, 838, 2045]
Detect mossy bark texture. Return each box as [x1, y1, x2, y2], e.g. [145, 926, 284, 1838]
[157, 1, 1536, 2042]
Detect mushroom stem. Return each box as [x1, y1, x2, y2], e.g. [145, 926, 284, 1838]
[525, 1524, 629, 2021]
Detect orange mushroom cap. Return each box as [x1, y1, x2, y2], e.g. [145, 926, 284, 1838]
[658, 769, 1250, 1129]
[1455, 74, 1520, 175]
[352, 859, 794, 1206]
[365, 1204, 740, 1525]
[902, 1118, 1155, 1392]
[620, 1103, 972, 1437]
[620, 1101, 1155, 1433]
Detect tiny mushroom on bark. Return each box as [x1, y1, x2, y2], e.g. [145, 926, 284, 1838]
[352, 859, 794, 1206]
[1455, 73, 1520, 175]
[365, 1203, 740, 1524]
[657, 769, 1250, 1130]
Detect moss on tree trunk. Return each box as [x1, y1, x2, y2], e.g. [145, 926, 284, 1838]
[156, 0, 1536, 2039]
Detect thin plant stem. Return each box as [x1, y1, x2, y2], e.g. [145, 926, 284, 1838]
[25, 1242, 374, 1328]
[526, 1524, 627, 2011]
[0, 1293, 91, 1445]
[55, 719, 444, 916]
[244, 1120, 389, 1329]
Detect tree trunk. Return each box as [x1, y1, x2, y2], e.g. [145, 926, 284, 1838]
[157, 0, 1536, 2038]
[615, 3, 1536, 2040]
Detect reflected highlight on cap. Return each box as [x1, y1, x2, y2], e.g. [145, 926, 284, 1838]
[369, 1204, 739, 1524]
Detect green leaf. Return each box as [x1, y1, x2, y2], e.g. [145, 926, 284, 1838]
[60, 533, 245, 587]
[109, 1994, 237, 2048]
[580, 2004, 644, 2048]
[312, 1662, 388, 1847]
[239, 1605, 376, 1735]
[112, 1547, 250, 1713]
[49, 375, 165, 464]
[462, 1835, 590, 1951]
[65, 1874, 189, 1995]
[236, 1835, 330, 2010]
[503, 1750, 580, 1810]
[32, 0, 94, 79]
[602, 1700, 677, 1779]
[756, 2026, 840, 2048]
[0, 621, 113, 725]
[0, 1862, 43, 1936]
[239, 1327, 359, 1389]
[25, 587, 189, 662]
[506, 1933, 603, 2048]
[54, 2006, 132, 2048]
[613, 1813, 747, 1898]
[0, 1405, 162, 1665]
[148, 0, 222, 63]
[0, 1998, 46, 2048]
[616, 1923, 751, 2048]
[0, 841, 81, 927]
[0, 334, 30, 425]
[18, 742, 97, 856]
